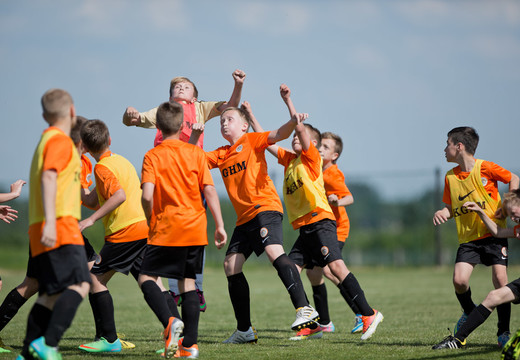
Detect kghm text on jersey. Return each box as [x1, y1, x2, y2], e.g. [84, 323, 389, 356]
[453, 201, 486, 217]
[286, 177, 304, 195]
[221, 161, 247, 178]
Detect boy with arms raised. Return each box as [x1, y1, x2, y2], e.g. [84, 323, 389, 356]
[248, 86, 383, 341]
[140, 101, 226, 359]
[17, 89, 91, 360]
[433, 127, 519, 346]
[433, 190, 520, 354]
[190, 105, 319, 343]
[123, 69, 245, 310]
[77, 120, 171, 353]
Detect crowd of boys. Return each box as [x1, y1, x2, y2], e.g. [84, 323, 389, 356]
[1, 69, 520, 359]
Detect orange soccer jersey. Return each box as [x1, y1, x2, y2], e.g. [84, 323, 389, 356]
[28, 127, 83, 257]
[95, 151, 148, 243]
[442, 160, 512, 205]
[323, 164, 352, 242]
[205, 132, 283, 226]
[80, 154, 93, 189]
[141, 139, 214, 246]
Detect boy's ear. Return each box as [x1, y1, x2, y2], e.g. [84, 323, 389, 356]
[311, 139, 318, 147]
[109, 137, 112, 146]
[332, 152, 339, 162]
[70, 104, 76, 119]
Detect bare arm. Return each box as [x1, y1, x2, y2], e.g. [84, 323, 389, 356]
[79, 189, 126, 231]
[464, 201, 515, 238]
[41, 170, 58, 247]
[217, 69, 246, 112]
[81, 188, 99, 210]
[141, 182, 154, 225]
[280, 84, 297, 117]
[122, 106, 141, 126]
[509, 173, 520, 191]
[203, 184, 227, 249]
[433, 204, 452, 226]
[328, 194, 354, 208]
[0, 205, 18, 224]
[189, 123, 205, 145]
[0, 179, 26, 203]
[241, 101, 279, 157]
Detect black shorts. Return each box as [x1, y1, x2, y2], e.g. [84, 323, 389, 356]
[140, 245, 204, 280]
[289, 219, 343, 269]
[31, 245, 91, 295]
[455, 237, 508, 266]
[91, 239, 147, 276]
[83, 234, 98, 263]
[506, 278, 520, 305]
[226, 211, 284, 259]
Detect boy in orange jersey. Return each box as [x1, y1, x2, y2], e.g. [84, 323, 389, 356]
[77, 120, 173, 353]
[304, 131, 363, 334]
[190, 105, 319, 344]
[123, 69, 246, 310]
[17, 89, 91, 360]
[139, 101, 226, 359]
[248, 85, 383, 341]
[433, 126, 519, 347]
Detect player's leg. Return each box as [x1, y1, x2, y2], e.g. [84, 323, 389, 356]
[0, 276, 38, 334]
[453, 261, 476, 333]
[306, 267, 333, 331]
[195, 249, 206, 312]
[223, 252, 253, 334]
[493, 264, 511, 346]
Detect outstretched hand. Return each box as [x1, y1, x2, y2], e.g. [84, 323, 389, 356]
[292, 113, 309, 125]
[124, 106, 140, 125]
[463, 201, 481, 212]
[0, 205, 18, 224]
[191, 122, 205, 134]
[10, 179, 26, 199]
[280, 84, 291, 102]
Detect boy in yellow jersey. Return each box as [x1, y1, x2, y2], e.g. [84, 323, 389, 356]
[433, 126, 519, 347]
[433, 190, 520, 352]
[17, 89, 91, 360]
[248, 85, 383, 341]
[77, 120, 176, 353]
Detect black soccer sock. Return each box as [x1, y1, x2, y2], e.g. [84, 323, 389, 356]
[180, 290, 200, 348]
[339, 273, 374, 316]
[497, 302, 511, 336]
[273, 254, 308, 309]
[0, 287, 28, 331]
[312, 284, 330, 325]
[89, 290, 117, 343]
[164, 291, 182, 320]
[455, 304, 491, 340]
[338, 283, 361, 315]
[88, 293, 102, 340]
[456, 287, 476, 315]
[45, 289, 84, 347]
[22, 303, 52, 357]
[141, 280, 172, 328]
[227, 272, 251, 332]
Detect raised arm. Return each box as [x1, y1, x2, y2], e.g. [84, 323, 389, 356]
[509, 173, 520, 191]
[280, 84, 297, 117]
[464, 201, 515, 238]
[203, 184, 227, 249]
[217, 69, 246, 112]
[241, 101, 280, 157]
[122, 106, 141, 126]
[189, 123, 205, 145]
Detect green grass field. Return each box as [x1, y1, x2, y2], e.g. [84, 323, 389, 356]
[1, 264, 519, 359]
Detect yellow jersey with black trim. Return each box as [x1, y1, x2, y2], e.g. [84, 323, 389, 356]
[447, 159, 506, 244]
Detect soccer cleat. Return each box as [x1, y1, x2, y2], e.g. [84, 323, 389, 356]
[29, 336, 62, 360]
[164, 317, 184, 359]
[197, 289, 206, 312]
[116, 333, 135, 349]
[174, 340, 199, 358]
[432, 335, 466, 349]
[454, 312, 468, 335]
[289, 326, 323, 340]
[499, 332, 513, 348]
[360, 309, 384, 340]
[222, 326, 258, 344]
[320, 321, 335, 333]
[502, 329, 520, 360]
[291, 305, 320, 331]
[351, 314, 363, 333]
[78, 337, 122, 352]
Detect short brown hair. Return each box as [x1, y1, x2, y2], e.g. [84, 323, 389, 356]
[321, 132, 343, 163]
[503, 189, 520, 217]
[81, 119, 110, 154]
[156, 102, 184, 136]
[70, 116, 88, 145]
[169, 77, 198, 99]
[304, 124, 321, 148]
[222, 107, 250, 131]
[41, 89, 73, 119]
[447, 127, 479, 155]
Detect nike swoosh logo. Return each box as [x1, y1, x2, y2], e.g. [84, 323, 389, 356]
[458, 190, 475, 201]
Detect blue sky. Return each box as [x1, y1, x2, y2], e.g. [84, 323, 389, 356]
[1, 0, 519, 201]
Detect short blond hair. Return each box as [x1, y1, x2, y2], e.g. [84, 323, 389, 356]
[503, 189, 520, 217]
[41, 89, 73, 119]
[169, 77, 198, 98]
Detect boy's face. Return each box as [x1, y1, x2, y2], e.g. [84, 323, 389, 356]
[509, 205, 520, 223]
[220, 110, 247, 142]
[170, 81, 196, 103]
[444, 138, 459, 162]
[319, 138, 339, 164]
